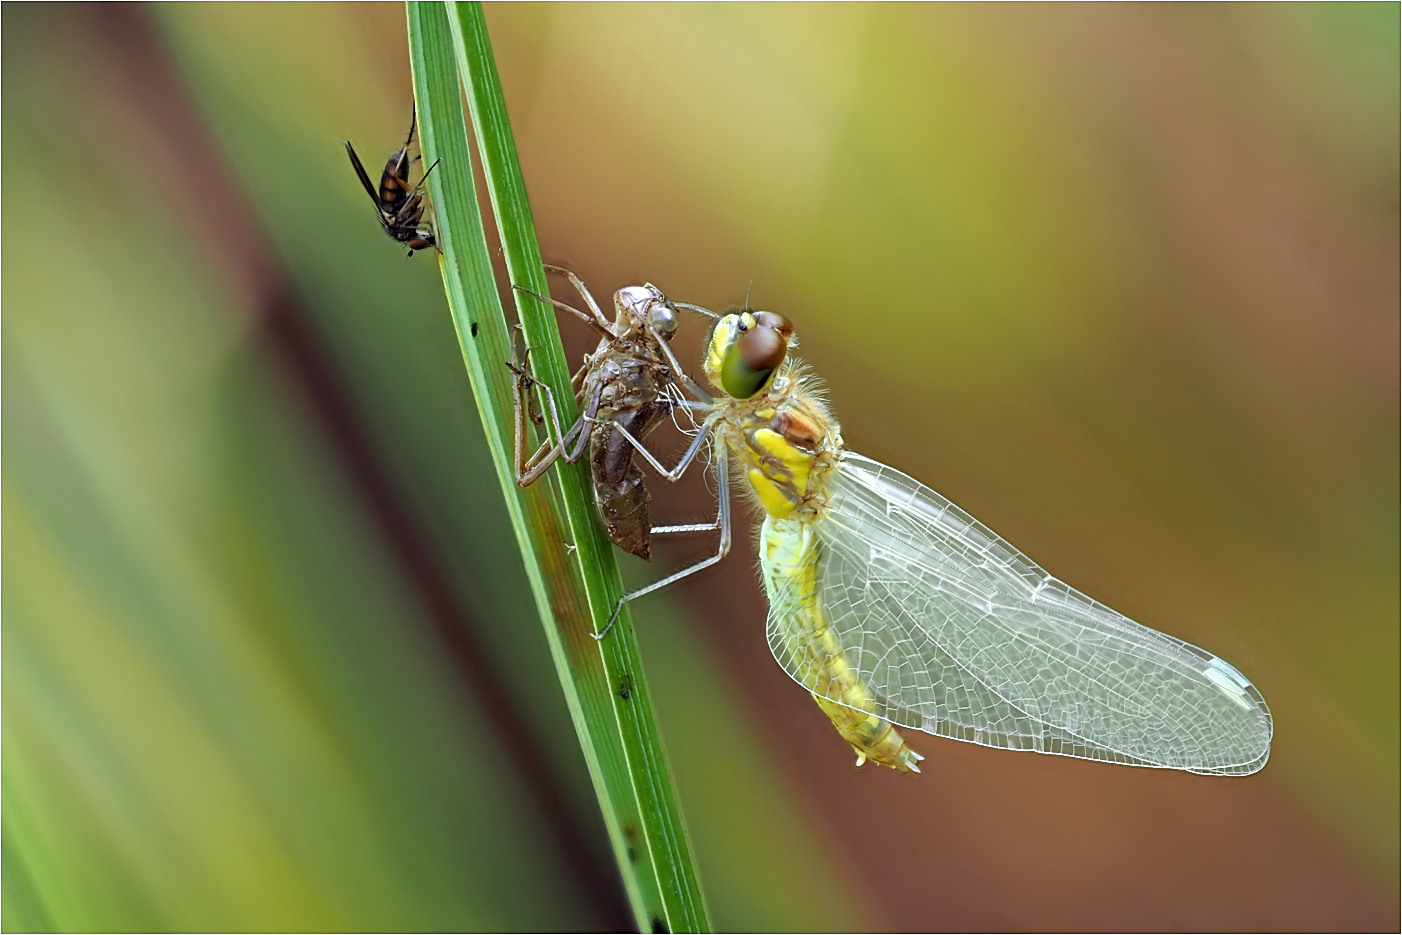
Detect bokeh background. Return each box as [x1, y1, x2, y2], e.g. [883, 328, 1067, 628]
[4, 3, 1397, 931]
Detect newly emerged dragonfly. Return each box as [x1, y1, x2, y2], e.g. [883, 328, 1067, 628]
[509, 266, 717, 560]
[604, 301, 1274, 776]
[344, 107, 440, 257]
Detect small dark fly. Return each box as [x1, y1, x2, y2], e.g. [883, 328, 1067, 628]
[509, 266, 717, 561]
[344, 107, 440, 257]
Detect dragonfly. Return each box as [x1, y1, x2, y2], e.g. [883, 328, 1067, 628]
[344, 107, 440, 257]
[509, 266, 718, 560]
[604, 301, 1274, 776]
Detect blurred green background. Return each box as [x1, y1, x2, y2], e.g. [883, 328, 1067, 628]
[4, 3, 1397, 931]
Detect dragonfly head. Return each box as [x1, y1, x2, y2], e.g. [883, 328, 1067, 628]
[705, 309, 793, 399]
[615, 284, 678, 341]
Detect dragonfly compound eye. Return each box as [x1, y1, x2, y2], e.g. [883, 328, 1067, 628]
[721, 313, 790, 398]
[646, 302, 678, 339]
[752, 310, 793, 338]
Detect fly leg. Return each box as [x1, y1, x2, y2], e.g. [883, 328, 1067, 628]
[414, 158, 444, 254]
[594, 448, 732, 640]
[418, 156, 441, 186]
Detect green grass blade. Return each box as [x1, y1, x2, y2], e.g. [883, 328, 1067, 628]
[406, 3, 711, 930]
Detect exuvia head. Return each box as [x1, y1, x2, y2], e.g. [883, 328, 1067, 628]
[615, 284, 680, 340]
[705, 309, 794, 399]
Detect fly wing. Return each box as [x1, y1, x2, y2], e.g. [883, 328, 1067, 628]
[345, 141, 394, 235]
[768, 451, 1273, 775]
[345, 140, 383, 205]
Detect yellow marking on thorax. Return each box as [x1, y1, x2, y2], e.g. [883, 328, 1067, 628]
[733, 388, 832, 520]
[747, 467, 795, 517]
[743, 427, 814, 520]
[754, 429, 812, 492]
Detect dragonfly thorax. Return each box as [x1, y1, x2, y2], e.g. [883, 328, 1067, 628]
[717, 362, 841, 521]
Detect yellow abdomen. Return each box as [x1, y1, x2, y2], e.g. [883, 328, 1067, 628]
[758, 515, 923, 774]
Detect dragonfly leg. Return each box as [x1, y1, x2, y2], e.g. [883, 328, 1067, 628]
[509, 330, 547, 426]
[507, 285, 611, 343]
[594, 449, 731, 640]
[511, 375, 563, 484]
[515, 387, 594, 484]
[651, 485, 727, 537]
[650, 326, 714, 405]
[610, 416, 715, 483]
[651, 520, 722, 535]
[649, 438, 731, 537]
[559, 380, 601, 465]
[543, 264, 613, 331]
[672, 300, 721, 323]
[511, 263, 620, 341]
[516, 418, 588, 485]
[509, 346, 592, 485]
[569, 359, 590, 393]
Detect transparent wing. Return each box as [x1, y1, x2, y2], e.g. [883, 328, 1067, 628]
[765, 451, 1273, 775]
